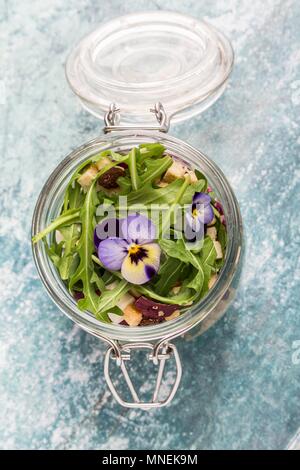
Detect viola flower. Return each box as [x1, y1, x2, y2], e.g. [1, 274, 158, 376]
[185, 192, 214, 241]
[94, 218, 121, 249]
[96, 214, 161, 285]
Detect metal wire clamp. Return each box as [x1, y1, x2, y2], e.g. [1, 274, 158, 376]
[103, 342, 182, 409]
[103, 102, 170, 133]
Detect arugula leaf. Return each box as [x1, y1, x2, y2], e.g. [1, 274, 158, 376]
[199, 236, 217, 268]
[117, 175, 132, 195]
[102, 305, 123, 316]
[58, 183, 83, 279]
[159, 238, 205, 296]
[91, 271, 106, 292]
[140, 155, 172, 185]
[159, 177, 190, 237]
[216, 219, 227, 253]
[128, 147, 140, 191]
[95, 149, 125, 162]
[63, 160, 93, 211]
[32, 208, 80, 243]
[159, 238, 199, 270]
[139, 143, 165, 160]
[95, 279, 129, 321]
[135, 284, 195, 305]
[195, 169, 208, 191]
[154, 258, 188, 296]
[68, 160, 125, 315]
[126, 178, 205, 207]
[69, 183, 101, 314]
[43, 239, 63, 267]
[185, 267, 204, 294]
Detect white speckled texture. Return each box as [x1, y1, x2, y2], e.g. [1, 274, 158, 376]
[1, 0, 300, 450]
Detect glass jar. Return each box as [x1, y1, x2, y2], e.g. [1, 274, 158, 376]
[31, 12, 243, 409]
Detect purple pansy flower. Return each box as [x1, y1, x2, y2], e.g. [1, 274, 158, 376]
[95, 214, 161, 285]
[185, 192, 214, 241]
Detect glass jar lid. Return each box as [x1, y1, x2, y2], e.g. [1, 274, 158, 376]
[66, 11, 234, 124]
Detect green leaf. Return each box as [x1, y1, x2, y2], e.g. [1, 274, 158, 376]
[91, 271, 106, 292]
[58, 183, 83, 280]
[103, 305, 123, 316]
[69, 183, 101, 314]
[159, 238, 199, 270]
[117, 175, 132, 195]
[63, 160, 93, 211]
[216, 219, 227, 253]
[95, 279, 129, 320]
[135, 284, 195, 305]
[125, 178, 205, 208]
[199, 236, 217, 268]
[185, 267, 204, 293]
[159, 177, 190, 237]
[140, 155, 172, 185]
[43, 239, 63, 267]
[154, 258, 188, 296]
[128, 147, 140, 191]
[159, 238, 205, 296]
[94, 149, 125, 162]
[32, 208, 80, 243]
[139, 143, 165, 160]
[68, 160, 125, 313]
[195, 169, 208, 191]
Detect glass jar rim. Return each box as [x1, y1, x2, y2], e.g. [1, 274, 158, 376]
[32, 132, 242, 342]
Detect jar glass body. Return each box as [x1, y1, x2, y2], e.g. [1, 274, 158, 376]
[32, 131, 243, 344]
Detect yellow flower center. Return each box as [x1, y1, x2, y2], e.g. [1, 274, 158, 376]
[192, 208, 198, 218]
[128, 243, 140, 255]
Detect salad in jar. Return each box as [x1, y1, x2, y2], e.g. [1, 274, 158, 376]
[32, 143, 227, 327]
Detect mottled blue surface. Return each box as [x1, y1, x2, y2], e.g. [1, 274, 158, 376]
[1, 0, 300, 450]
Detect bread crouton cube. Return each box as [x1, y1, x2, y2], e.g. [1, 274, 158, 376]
[163, 160, 187, 183]
[207, 226, 217, 241]
[78, 164, 98, 189]
[208, 274, 218, 289]
[95, 156, 111, 171]
[123, 304, 143, 326]
[213, 240, 223, 259]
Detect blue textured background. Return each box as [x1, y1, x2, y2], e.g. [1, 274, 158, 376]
[1, 0, 300, 450]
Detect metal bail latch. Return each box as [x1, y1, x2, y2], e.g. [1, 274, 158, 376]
[104, 342, 182, 409]
[103, 102, 170, 134]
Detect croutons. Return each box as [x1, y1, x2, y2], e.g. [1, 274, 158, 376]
[208, 274, 218, 289]
[207, 226, 217, 241]
[156, 180, 169, 188]
[78, 164, 98, 190]
[106, 281, 118, 291]
[163, 160, 187, 183]
[213, 240, 223, 259]
[117, 293, 135, 311]
[186, 170, 198, 183]
[107, 312, 124, 324]
[94, 156, 111, 171]
[171, 284, 181, 295]
[123, 304, 143, 326]
[105, 288, 135, 311]
[163, 159, 198, 185]
[165, 310, 180, 321]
